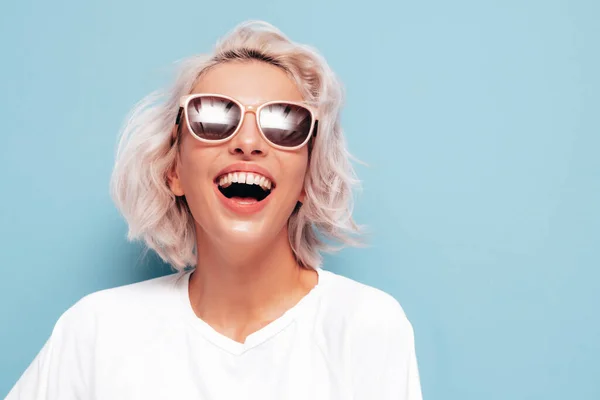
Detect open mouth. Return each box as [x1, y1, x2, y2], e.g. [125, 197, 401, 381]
[218, 182, 272, 201]
[216, 172, 274, 202]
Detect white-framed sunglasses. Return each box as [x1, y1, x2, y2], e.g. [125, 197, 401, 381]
[175, 93, 319, 150]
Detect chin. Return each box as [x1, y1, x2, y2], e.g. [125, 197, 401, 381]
[216, 219, 280, 245]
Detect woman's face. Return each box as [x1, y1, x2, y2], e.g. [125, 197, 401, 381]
[168, 61, 309, 248]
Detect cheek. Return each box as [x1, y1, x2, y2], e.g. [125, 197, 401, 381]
[179, 161, 203, 192]
[177, 148, 215, 205]
[281, 152, 309, 196]
[179, 144, 215, 183]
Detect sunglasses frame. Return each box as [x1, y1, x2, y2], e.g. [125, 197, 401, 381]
[175, 93, 319, 151]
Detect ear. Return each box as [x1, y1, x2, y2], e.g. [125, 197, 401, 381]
[167, 128, 185, 196]
[166, 160, 185, 196]
[298, 187, 306, 204]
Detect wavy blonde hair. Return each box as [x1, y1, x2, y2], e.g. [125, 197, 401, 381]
[110, 20, 362, 271]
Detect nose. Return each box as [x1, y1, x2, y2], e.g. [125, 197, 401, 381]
[228, 111, 268, 157]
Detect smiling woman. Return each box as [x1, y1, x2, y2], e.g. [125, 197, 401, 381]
[7, 20, 423, 400]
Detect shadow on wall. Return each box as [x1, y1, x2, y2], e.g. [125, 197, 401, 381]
[126, 247, 179, 282]
[100, 227, 179, 287]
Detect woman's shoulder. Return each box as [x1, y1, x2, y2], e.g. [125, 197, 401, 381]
[56, 271, 187, 330]
[317, 269, 413, 336]
[81, 270, 184, 306]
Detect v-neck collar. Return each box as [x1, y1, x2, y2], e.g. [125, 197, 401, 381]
[174, 267, 324, 356]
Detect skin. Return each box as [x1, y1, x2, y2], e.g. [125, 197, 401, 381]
[167, 60, 318, 344]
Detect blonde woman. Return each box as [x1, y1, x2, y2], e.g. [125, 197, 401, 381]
[8, 20, 423, 400]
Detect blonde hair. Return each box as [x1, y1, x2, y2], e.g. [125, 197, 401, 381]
[110, 20, 362, 271]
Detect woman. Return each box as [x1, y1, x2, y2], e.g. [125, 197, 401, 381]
[8, 20, 422, 399]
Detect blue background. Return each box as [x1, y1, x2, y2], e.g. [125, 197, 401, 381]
[1, 0, 598, 398]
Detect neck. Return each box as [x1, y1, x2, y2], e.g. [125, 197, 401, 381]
[188, 223, 318, 342]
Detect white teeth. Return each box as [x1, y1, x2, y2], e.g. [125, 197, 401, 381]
[217, 171, 273, 191]
[220, 175, 231, 188]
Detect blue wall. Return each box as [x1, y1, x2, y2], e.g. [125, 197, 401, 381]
[1, 0, 598, 398]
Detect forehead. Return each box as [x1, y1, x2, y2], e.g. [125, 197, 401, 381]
[191, 61, 305, 105]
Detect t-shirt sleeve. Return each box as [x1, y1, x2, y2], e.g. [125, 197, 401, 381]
[6, 298, 95, 400]
[350, 294, 423, 400]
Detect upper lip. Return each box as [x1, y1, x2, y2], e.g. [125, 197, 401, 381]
[214, 163, 276, 187]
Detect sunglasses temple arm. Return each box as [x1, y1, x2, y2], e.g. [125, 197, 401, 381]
[175, 107, 184, 125]
[312, 120, 318, 137]
[169, 107, 185, 147]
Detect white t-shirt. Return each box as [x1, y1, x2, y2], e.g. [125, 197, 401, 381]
[7, 267, 423, 400]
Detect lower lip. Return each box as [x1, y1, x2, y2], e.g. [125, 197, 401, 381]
[214, 184, 271, 215]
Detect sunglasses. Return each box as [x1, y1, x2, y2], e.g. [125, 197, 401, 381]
[175, 94, 319, 150]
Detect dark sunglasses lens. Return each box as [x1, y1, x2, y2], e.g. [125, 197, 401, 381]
[259, 103, 312, 147]
[186, 96, 242, 140]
